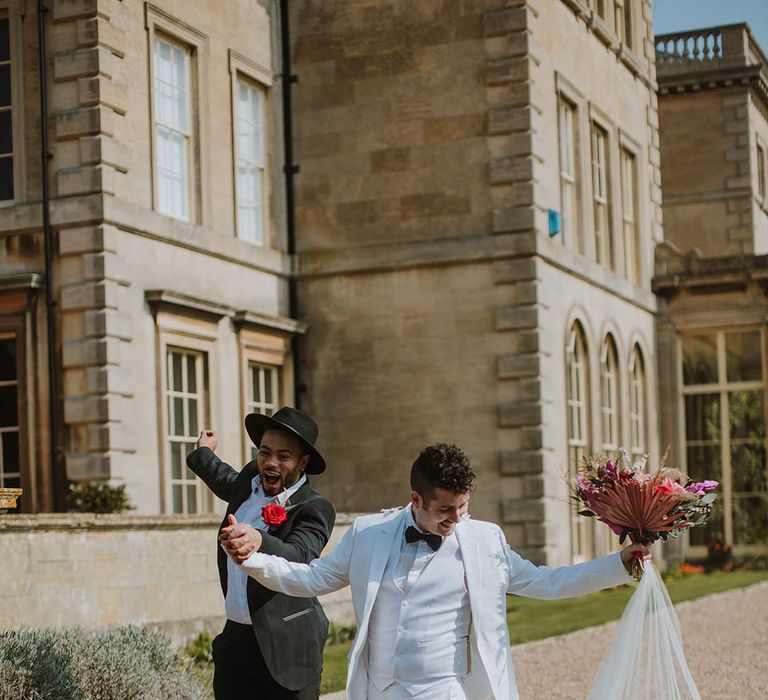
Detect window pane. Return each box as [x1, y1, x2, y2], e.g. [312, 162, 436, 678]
[2, 431, 19, 472]
[252, 367, 261, 403]
[0, 111, 11, 154]
[686, 444, 722, 483]
[186, 357, 196, 393]
[726, 331, 762, 382]
[186, 484, 197, 514]
[729, 390, 765, 440]
[173, 397, 184, 435]
[731, 444, 767, 493]
[732, 495, 768, 545]
[0, 19, 9, 62]
[172, 484, 183, 513]
[0, 338, 16, 380]
[264, 369, 273, 403]
[0, 64, 10, 108]
[0, 385, 17, 427]
[170, 442, 181, 480]
[689, 496, 724, 546]
[682, 334, 718, 385]
[171, 352, 182, 391]
[0, 157, 12, 200]
[684, 393, 721, 442]
[188, 398, 198, 435]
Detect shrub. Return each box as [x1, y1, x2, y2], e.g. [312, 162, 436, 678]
[326, 621, 356, 646]
[68, 482, 134, 514]
[0, 626, 205, 700]
[186, 631, 214, 664]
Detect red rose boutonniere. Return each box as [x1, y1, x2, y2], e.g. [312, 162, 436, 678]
[262, 503, 288, 527]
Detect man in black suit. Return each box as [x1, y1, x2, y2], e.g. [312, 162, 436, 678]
[187, 406, 336, 700]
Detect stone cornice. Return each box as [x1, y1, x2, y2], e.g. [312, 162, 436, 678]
[0, 511, 360, 531]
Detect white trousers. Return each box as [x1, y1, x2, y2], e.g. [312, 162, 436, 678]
[367, 678, 468, 700]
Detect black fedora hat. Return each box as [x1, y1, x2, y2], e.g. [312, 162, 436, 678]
[245, 406, 326, 475]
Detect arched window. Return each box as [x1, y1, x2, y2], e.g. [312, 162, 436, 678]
[566, 322, 593, 560]
[601, 336, 621, 453]
[629, 346, 647, 466]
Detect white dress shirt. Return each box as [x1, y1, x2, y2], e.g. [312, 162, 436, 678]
[225, 473, 307, 624]
[368, 512, 471, 696]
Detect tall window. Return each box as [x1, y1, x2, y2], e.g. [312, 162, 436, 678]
[758, 144, 766, 202]
[153, 36, 193, 221]
[0, 336, 20, 498]
[620, 148, 639, 284]
[591, 123, 612, 268]
[558, 97, 580, 252]
[622, 0, 634, 49]
[166, 348, 210, 514]
[236, 78, 267, 244]
[629, 346, 647, 466]
[247, 363, 279, 459]
[0, 16, 13, 201]
[594, 0, 606, 20]
[601, 336, 621, 453]
[567, 323, 593, 560]
[682, 330, 767, 548]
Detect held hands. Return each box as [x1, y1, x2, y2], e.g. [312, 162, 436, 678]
[196, 430, 218, 452]
[620, 543, 651, 574]
[220, 514, 263, 564]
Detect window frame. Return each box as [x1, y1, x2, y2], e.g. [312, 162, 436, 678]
[0, 6, 24, 204]
[237, 324, 291, 463]
[145, 3, 209, 225]
[590, 119, 613, 269]
[229, 50, 274, 247]
[620, 145, 639, 284]
[153, 313, 219, 516]
[0, 330, 21, 495]
[555, 74, 587, 255]
[600, 335, 621, 453]
[679, 327, 768, 554]
[164, 346, 212, 514]
[629, 345, 647, 466]
[757, 138, 766, 205]
[566, 321, 594, 562]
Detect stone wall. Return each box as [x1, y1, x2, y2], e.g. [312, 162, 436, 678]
[0, 513, 356, 644]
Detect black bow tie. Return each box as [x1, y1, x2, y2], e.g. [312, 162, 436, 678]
[405, 525, 442, 551]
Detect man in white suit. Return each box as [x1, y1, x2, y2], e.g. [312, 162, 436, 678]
[221, 443, 646, 700]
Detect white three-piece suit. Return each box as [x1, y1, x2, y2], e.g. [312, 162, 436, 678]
[238, 504, 632, 700]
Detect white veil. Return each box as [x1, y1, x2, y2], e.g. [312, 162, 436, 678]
[587, 562, 701, 700]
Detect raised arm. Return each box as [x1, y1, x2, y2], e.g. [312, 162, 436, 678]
[186, 435, 241, 503]
[235, 520, 355, 598]
[503, 528, 633, 599]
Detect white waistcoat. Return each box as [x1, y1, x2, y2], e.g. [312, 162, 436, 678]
[368, 531, 471, 692]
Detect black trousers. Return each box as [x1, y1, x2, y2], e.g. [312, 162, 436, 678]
[212, 621, 320, 700]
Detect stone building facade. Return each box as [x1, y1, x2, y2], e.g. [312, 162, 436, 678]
[0, 0, 301, 514]
[288, 0, 661, 565]
[655, 24, 768, 560]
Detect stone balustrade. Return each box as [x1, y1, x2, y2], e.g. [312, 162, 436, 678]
[655, 23, 768, 76]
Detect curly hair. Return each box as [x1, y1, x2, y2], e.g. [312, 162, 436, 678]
[410, 443, 476, 503]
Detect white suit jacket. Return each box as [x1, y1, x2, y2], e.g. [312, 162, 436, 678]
[239, 505, 632, 700]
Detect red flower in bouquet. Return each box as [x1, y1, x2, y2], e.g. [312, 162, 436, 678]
[262, 503, 288, 527]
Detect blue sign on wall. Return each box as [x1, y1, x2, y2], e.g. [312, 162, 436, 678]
[548, 209, 561, 237]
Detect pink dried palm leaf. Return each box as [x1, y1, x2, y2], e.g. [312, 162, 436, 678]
[591, 479, 682, 537]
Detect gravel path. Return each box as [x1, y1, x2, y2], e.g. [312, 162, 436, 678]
[321, 581, 768, 699]
[512, 581, 768, 700]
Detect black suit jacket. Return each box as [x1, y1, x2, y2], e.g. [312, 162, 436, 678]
[187, 446, 336, 690]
